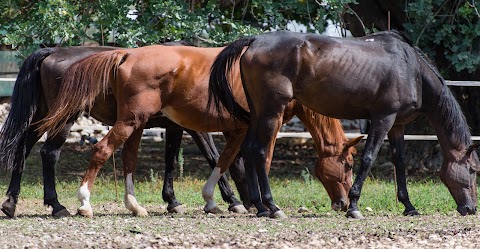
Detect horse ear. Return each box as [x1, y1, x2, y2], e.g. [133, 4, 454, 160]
[344, 136, 364, 149]
[466, 142, 480, 157]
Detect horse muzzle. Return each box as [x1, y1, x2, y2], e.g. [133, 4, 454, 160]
[331, 198, 348, 212]
[457, 204, 477, 216]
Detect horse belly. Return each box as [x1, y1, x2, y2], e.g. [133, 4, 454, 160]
[293, 82, 372, 119]
[161, 106, 240, 132]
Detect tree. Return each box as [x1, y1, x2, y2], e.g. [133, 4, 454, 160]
[343, 0, 480, 173]
[1, 0, 356, 58]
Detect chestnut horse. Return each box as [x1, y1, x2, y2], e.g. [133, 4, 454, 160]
[36, 45, 360, 218]
[209, 30, 480, 219]
[0, 45, 248, 218]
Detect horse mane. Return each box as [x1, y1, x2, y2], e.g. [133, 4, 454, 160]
[366, 30, 413, 46]
[413, 47, 472, 146]
[437, 82, 472, 147]
[300, 106, 353, 155]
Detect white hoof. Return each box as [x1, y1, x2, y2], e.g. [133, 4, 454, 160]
[270, 210, 287, 219]
[346, 210, 364, 219]
[169, 205, 186, 214]
[133, 206, 148, 217]
[77, 206, 93, 218]
[229, 205, 248, 214]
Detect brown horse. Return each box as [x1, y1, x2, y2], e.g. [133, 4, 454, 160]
[0, 45, 248, 218]
[36, 45, 361, 218]
[209, 30, 480, 219]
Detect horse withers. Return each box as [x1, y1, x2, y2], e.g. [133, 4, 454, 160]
[209, 30, 479, 218]
[35, 45, 360, 218]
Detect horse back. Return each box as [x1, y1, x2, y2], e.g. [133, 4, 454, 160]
[243, 31, 423, 120]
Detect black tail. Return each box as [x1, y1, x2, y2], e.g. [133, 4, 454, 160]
[208, 37, 256, 124]
[0, 48, 53, 171]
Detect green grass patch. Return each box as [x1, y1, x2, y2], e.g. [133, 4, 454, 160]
[0, 174, 463, 216]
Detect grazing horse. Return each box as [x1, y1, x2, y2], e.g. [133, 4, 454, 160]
[209, 30, 480, 219]
[0, 45, 249, 218]
[35, 45, 360, 218]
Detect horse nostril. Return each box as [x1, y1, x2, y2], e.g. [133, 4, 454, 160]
[468, 206, 477, 215]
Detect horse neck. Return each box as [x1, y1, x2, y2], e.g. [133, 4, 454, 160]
[423, 85, 470, 160]
[296, 105, 345, 157]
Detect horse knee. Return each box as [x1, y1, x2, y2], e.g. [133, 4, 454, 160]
[91, 143, 111, 162]
[40, 146, 61, 165]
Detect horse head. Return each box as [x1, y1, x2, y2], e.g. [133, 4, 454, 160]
[314, 136, 363, 211]
[439, 143, 480, 215]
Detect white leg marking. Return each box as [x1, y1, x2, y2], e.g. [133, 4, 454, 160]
[124, 173, 148, 217]
[202, 167, 223, 212]
[77, 182, 93, 217]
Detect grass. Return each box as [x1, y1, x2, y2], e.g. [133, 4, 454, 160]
[0, 173, 460, 217]
[0, 138, 469, 217]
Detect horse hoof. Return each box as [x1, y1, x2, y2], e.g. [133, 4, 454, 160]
[403, 209, 420, 216]
[52, 208, 71, 218]
[228, 204, 248, 214]
[256, 211, 271, 217]
[270, 210, 287, 219]
[77, 208, 94, 218]
[168, 205, 186, 214]
[1, 202, 16, 219]
[204, 206, 224, 214]
[134, 208, 149, 217]
[346, 210, 364, 219]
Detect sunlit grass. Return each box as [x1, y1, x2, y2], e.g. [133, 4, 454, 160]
[0, 173, 463, 216]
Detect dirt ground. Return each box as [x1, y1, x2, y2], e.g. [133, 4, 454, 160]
[1, 136, 480, 248]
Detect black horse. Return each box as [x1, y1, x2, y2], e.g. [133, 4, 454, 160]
[209, 30, 479, 218]
[0, 45, 249, 218]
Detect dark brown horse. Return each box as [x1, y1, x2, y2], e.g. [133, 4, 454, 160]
[36, 45, 360, 218]
[0, 45, 249, 218]
[209, 30, 480, 218]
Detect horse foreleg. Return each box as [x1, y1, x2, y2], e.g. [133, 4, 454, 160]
[77, 121, 136, 218]
[122, 125, 148, 217]
[162, 127, 185, 213]
[202, 129, 247, 214]
[388, 125, 419, 216]
[189, 129, 245, 213]
[347, 114, 396, 219]
[41, 124, 72, 218]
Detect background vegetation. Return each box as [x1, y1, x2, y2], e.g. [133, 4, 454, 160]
[1, 0, 478, 76]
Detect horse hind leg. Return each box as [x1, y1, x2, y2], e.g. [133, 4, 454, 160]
[240, 109, 287, 218]
[122, 125, 148, 217]
[1, 119, 68, 218]
[41, 123, 73, 218]
[388, 125, 419, 216]
[202, 129, 247, 214]
[162, 127, 185, 213]
[188, 129, 246, 214]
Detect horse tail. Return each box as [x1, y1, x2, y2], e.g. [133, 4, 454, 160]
[0, 48, 54, 171]
[36, 50, 127, 137]
[208, 37, 256, 124]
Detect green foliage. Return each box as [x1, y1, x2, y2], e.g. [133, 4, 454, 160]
[404, 0, 480, 73]
[1, 0, 353, 59]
